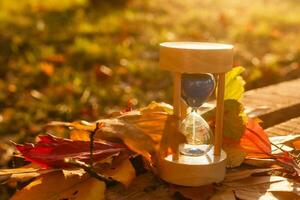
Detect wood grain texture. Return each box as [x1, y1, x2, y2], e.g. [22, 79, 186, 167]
[266, 116, 300, 136]
[242, 78, 300, 128]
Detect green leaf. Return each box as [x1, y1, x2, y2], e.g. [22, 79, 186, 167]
[223, 66, 246, 100]
[203, 99, 247, 140]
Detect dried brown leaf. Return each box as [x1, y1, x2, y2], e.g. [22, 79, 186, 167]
[0, 165, 58, 183]
[11, 172, 105, 200]
[210, 189, 236, 200]
[171, 184, 214, 200]
[225, 176, 300, 195]
[100, 159, 135, 187]
[225, 168, 273, 182]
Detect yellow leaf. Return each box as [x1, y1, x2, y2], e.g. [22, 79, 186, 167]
[70, 129, 90, 141]
[46, 121, 96, 132]
[0, 164, 57, 183]
[118, 110, 169, 143]
[11, 172, 105, 200]
[96, 118, 156, 160]
[223, 139, 246, 168]
[101, 159, 135, 187]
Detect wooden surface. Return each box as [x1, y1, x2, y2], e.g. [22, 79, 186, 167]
[242, 78, 300, 128]
[266, 116, 300, 136]
[107, 78, 300, 199]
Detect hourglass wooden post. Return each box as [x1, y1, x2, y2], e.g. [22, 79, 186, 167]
[159, 42, 233, 186]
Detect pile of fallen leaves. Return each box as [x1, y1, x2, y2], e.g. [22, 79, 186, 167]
[1, 67, 300, 200]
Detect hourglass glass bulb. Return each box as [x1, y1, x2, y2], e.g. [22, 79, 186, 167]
[180, 73, 215, 157]
[180, 110, 213, 156]
[181, 73, 215, 108]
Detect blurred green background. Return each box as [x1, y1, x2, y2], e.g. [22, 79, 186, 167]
[1, 0, 300, 140]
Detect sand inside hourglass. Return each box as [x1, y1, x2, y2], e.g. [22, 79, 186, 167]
[180, 109, 213, 157]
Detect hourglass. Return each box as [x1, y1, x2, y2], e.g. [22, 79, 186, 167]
[179, 73, 215, 157]
[158, 42, 233, 186]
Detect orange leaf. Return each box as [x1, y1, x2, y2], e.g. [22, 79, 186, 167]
[240, 118, 271, 158]
[11, 172, 105, 200]
[293, 139, 300, 150]
[70, 129, 90, 141]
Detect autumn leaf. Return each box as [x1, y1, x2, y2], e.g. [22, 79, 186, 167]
[240, 118, 271, 158]
[224, 66, 245, 100]
[203, 99, 247, 140]
[46, 121, 96, 132]
[224, 168, 273, 182]
[293, 139, 300, 150]
[100, 159, 135, 187]
[140, 101, 173, 114]
[95, 118, 157, 160]
[11, 172, 105, 200]
[171, 184, 214, 200]
[16, 134, 127, 168]
[210, 189, 235, 200]
[223, 138, 247, 168]
[47, 102, 185, 163]
[48, 116, 158, 161]
[223, 176, 300, 199]
[0, 165, 58, 183]
[70, 129, 90, 141]
[216, 168, 300, 199]
[269, 135, 300, 151]
[159, 115, 187, 156]
[117, 110, 170, 145]
[223, 118, 271, 167]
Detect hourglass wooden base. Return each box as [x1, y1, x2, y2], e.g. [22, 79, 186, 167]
[158, 149, 227, 186]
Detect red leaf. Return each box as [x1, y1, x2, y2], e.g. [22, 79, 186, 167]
[16, 135, 126, 168]
[240, 118, 271, 158]
[274, 152, 294, 164]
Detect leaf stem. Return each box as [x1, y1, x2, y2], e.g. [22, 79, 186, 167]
[90, 122, 102, 165]
[64, 158, 114, 184]
[246, 127, 296, 158]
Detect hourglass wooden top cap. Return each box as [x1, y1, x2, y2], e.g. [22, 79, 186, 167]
[160, 42, 233, 73]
